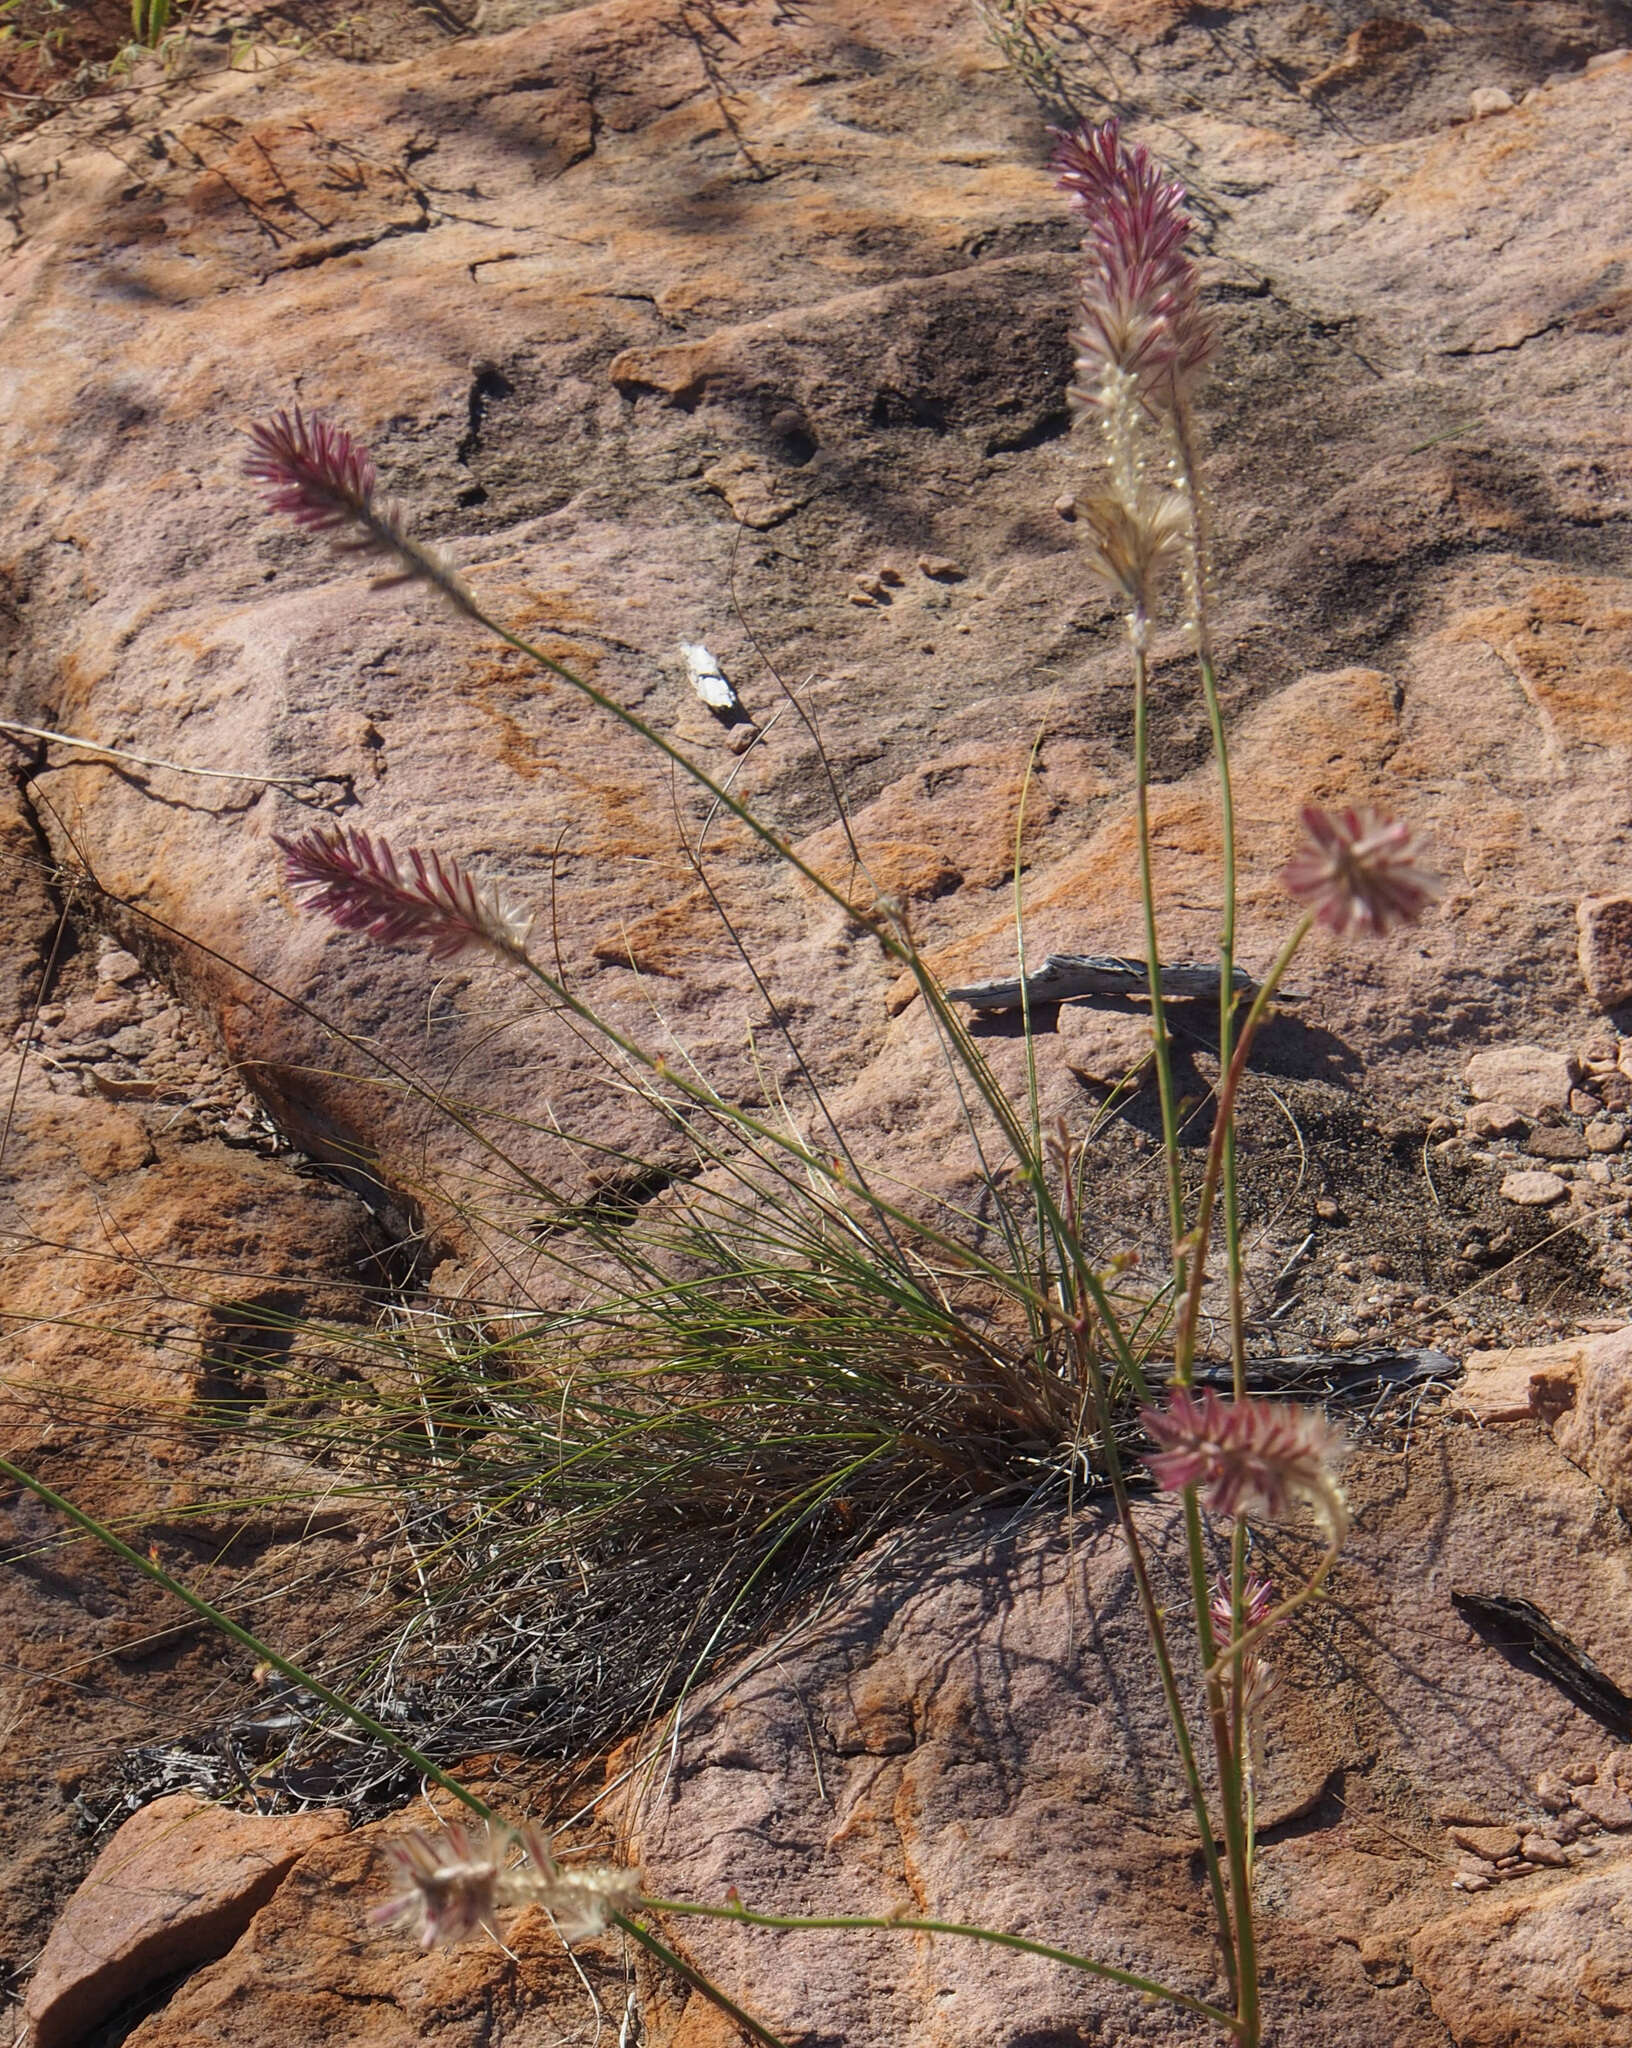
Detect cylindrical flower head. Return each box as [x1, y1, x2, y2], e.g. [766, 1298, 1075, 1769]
[1141, 1387, 1348, 1539]
[277, 825, 532, 963]
[1210, 1570, 1279, 1716]
[245, 409, 476, 614]
[1279, 802, 1442, 937]
[245, 410, 379, 537]
[1053, 119, 1212, 416]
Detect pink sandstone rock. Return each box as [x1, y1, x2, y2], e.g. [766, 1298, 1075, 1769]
[23, 1795, 346, 2048]
[1411, 1848, 1632, 2045]
[1458, 1324, 1632, 1515]
[4, 3, 1632, 2045]
[1466, 1047, 1578, 1119]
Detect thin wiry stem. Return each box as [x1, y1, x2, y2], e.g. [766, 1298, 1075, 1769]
[1075, 1339, 1237, 1994]
[1130, 633, 1187, 1300]
[0, 1454, 797, 2048]
[640, 1896, 1245, 2037]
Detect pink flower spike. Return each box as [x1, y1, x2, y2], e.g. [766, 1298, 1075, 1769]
[1052, 118, 1212, 414]
[277, 826, 532, 963]
[244, 410, 477, 614]
[1279, 802, 1442, 938]
[1140, 1387, 1347, 1536]
[245, 409, 379, 537]
[1209, 1570, 1274, 1642]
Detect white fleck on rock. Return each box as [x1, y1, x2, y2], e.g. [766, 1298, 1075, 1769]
[1466, 1046, 1577, 1117]
[1500, 1170, 1568, 1207]
[680, 642, 739, 714]
[1468, 85, 1515, 117]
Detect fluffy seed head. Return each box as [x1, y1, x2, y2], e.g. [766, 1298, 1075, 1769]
[370, 1825, 506, 1950]
[513, 1826, 642, 1940]
[1053, 119, 1212, 415]
[1279, 802, 1442, 937]
[1141, 1388, 1348, 1538]
[1077, 486, 1189, 618]
[1210, 1570, 1280, 1715]
[370, 1824, 640, 1951]
[277, 825, 532, 963]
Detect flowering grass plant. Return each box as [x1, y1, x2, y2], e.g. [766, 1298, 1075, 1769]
[8, 116, 1442, 2047]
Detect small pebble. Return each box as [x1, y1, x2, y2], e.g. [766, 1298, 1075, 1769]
[97, 948, 142, 984]
[1501, 1170, 1568, 1206]
[1572, 1782, 1632, 1829]
[917, 554, 967, 582]
[1587, 1120, 1626, 1153]
[1585, 48, 1631, 73]
[1316, 1197, 1344, 1223]
[1527, 1126, 1589, 1162]
[1330, 1327, 1363, 1348]
[1054, 493, 1077, 520]
[1452, 1872, 1491, 1893]
[1522, 1834, 1568, 1866]
[1468, 84, 1515, 117]
[1571, 1088, 1605, 1116]
[1466, 1101, 1527, 1139]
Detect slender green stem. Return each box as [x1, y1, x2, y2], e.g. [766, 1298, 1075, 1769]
[1230, 1519, 1252, 1881]
[0, 1456, 792, 2048]
[1171, 916, 1313, 1382]
[0, 1455, 491, 1817]
[1130, 631, 1187, 1298]
[1193, 1496, 1258, 2048]
[1178, 1479, 1257, 2047]
[1197, 645, 1244, 1392]
[641, 1896, 1244, 2037]
[611, 1914, 788, 2048]
[1171, 399, 1244, 1394]
[1076, 1343, 1236, 1990]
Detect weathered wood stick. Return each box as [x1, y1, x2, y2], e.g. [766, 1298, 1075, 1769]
[945, 953, 1278, 1011]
